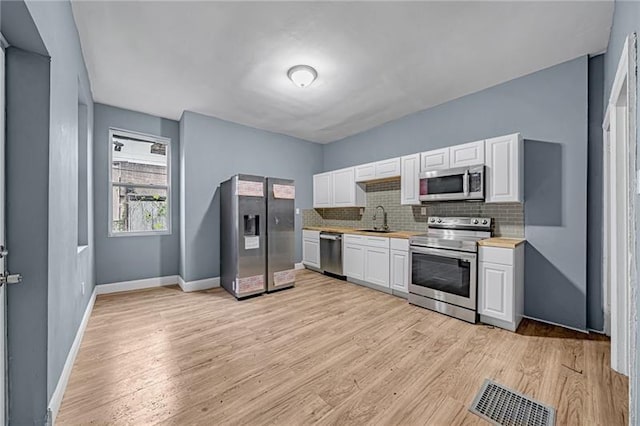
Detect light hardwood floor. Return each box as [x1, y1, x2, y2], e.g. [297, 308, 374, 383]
[57, 270, 628, 425]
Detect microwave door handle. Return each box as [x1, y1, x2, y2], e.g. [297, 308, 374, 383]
[463, 170, 469, 196]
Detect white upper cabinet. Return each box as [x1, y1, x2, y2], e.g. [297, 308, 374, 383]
[485, 133, 523, 203]
[333, 168, 366, 207]
[400, 154, 421, 205]
[355, 163, 376, 182]
[355, 158, 401, 182]
[313, 172, 332, 208]
[420, 148, 450, 171]
[450, 140, 485, 168]
[375, 158, 401, 179]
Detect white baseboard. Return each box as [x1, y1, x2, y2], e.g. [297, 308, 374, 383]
[522, 315, 588, 334]
[178, 276, 220, 292]
[48, 287, 97, 424]
[295, 262, 304, 270]
[96, 275, 179, 295]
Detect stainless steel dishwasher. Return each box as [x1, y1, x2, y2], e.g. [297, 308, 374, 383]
[320, 232, 344, 276]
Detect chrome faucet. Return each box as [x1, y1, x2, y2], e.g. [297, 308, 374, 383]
[372, 205, 389, 231]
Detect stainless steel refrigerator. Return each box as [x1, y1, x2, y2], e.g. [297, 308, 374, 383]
[220, 174, 295, 299]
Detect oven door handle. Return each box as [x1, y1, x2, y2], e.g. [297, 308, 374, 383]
[410, 245, 476, 262]
[463, 169, 469, 196]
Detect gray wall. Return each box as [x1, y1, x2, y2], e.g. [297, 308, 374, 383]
[180, 111, 323, 282]
[587, 54, 605, 332]
[2, 0, 96, 422]
[324, 57, 590, 331]
[603, 0, 640, 423]
[94, 104, 180, 284]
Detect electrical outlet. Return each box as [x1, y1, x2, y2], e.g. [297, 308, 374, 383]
[81, 281, 85, 295]
[295, 208, 300, 215]
[420, 207, 427, 216]
[359, 208, 364, 215]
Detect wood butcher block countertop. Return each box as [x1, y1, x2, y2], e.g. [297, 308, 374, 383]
[303, 226, 423, 240]
[477, 237, 526, 249]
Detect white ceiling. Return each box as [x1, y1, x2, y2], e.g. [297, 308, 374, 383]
[71, 1, 613, 144]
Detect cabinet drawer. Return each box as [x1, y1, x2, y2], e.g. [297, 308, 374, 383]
[390, 238, 409, 251]
[479, 246, 514, 266]
[344, 234, 365, 245]
[365, 236, 390, 248]
[303, 230, 320, 241]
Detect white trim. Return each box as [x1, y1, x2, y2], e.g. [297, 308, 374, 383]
[294, 262, 304, 270]
[177, 276, 220, 292]
[522, 315, 589, 334]
[48, 288, 97, 424]
[96, 275, 178, 295]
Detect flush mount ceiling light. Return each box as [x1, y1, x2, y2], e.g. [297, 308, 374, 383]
[287, 65, 318, 88]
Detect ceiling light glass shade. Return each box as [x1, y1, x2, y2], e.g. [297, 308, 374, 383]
[287, 65, 318, 88]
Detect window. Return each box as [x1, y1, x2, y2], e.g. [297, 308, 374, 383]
[109, 128, 171, 236]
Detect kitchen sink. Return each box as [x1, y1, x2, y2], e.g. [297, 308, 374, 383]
[357, 229, 394, 233]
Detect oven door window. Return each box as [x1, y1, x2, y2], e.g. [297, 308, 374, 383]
[411, 252, 470, 297]
[420, 174, 464, 195]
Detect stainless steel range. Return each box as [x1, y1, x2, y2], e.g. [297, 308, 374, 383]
[408, 216, 492, 323]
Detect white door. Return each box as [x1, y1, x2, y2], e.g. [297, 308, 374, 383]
[343, 243, 365, 280]
[0, 44, 6, 425]
[420, 148, 449, 171]
[302, 239, 320, 268]
[400, 154, 420, 205]
[374, 158, 401, 179]
[449, 140, 485, 167]
[390, 250, 408, 293]
[313, 172, 332, 208]
[332, 168, 355, 207]
[485, 134, 522, 203]
[355, 163, 375, 182]
[365, 247, 390, 287]
[478, 262, 513, 322]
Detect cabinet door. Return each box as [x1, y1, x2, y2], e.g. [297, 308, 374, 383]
[344, 243, 366, 280]
[375, 158, 401, 179]
[332, 168, 356, 207]
[420, 148, 450, 171]
[313, 173, 332, 208]
[450, 140, 485, 167]
[401, 154, 421, 205]
[355, 163, 376, 182]
[390, 249, 409, 293]
[302, 239, 320, 268]
[485, 134, 522, 203]
[365, 247, 390, 287]
[478, 262, 513, 322]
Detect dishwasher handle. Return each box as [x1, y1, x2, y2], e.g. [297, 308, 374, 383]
[320, 233, 342, 241]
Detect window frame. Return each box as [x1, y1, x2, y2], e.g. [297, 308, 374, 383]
[108, 127, 172, 237]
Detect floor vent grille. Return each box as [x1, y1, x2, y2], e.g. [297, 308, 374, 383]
[469, 379, 555, 426]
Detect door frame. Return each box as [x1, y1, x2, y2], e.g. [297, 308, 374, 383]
[602, 33, 637, 380]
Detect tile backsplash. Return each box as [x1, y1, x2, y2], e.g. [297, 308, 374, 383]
[303, 179, 524, 238]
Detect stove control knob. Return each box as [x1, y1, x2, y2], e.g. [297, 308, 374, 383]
[482, 219, 488, 225]
[437, 218, 442, 223]
[429, 218, 435, 223]
[472, 219, 479, 224]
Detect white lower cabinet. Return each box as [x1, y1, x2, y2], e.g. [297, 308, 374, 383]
[343, 234, 390, 290]
[390, 249, 409, 293]
[478, 245, 524, 332]
[364, 247, 390, 287]
[344, 243, 366, 280]
[302, 230, 320, 269]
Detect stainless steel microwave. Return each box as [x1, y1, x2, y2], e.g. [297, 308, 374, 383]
[419, 165, 484, 202]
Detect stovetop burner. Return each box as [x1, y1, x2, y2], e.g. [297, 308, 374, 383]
[409, 216, 492, 253]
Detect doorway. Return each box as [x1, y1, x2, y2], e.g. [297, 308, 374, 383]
[602, 34, 637, 379]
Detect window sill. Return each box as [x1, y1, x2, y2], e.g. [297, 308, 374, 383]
[77, 245, 89, 255]
[108, 231, 172, 238]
